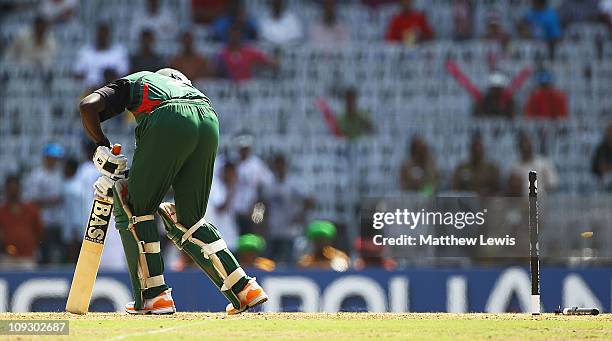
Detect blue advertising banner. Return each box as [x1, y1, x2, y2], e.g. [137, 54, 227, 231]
[0, 267, 609, 313]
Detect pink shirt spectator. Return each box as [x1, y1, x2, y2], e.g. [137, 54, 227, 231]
[218, 46, 270, 82]
[309, 22, 350, 47]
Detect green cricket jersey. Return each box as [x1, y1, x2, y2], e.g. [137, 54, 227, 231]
[94, 71, 210, 124]
[92, 71, 252, 307]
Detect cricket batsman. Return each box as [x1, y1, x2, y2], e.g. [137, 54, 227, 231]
[78, 68, 268, 315]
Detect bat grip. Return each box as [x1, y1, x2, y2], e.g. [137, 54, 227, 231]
[111, 144, 122, 155]
[105, 144, 123, 198]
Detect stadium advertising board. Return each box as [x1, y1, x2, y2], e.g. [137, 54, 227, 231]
[0, 267, 609, 313]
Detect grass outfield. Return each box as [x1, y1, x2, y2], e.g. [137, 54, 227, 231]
[0, 312, 610, 341]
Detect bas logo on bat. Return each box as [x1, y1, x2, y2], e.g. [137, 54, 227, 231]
[85, 199, 112, 244]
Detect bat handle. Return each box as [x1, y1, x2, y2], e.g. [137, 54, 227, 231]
[106, 144, 124, 198]
[111, 144, 122, 155]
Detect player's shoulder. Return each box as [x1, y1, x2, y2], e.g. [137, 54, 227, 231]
[122, 71, 156, 82]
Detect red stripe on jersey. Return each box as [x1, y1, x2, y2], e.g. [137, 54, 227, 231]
[134, 83, 162, 115]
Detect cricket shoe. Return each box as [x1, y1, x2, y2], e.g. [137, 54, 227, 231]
[226, 278, 268, 315]
[125, 289, 176, 315]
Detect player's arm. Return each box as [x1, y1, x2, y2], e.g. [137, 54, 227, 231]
[80, 93, 109, 147]
[80, 79, 130, 181]
[79, 79, 130, 147]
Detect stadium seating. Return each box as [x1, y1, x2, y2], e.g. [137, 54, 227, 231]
[0, 0, 610, 243]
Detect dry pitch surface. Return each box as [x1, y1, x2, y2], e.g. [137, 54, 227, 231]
[1, 312, 610, 341]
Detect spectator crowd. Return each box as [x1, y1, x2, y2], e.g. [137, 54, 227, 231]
[1, 0, 612, 270]
[5, 0, 612, 84]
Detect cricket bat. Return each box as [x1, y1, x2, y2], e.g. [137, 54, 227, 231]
[66, 144, 121, 314]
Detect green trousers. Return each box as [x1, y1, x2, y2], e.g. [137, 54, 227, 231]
[123, 99, 247, 299]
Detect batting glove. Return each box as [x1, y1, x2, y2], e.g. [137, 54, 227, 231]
[93, 175, 116, 202]
[93, 145, 128, 178]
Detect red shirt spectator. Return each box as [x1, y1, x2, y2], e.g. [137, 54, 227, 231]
[218, 25, 275, 82]
[218, 46, 271, 82]
[385, 0, 433, 44]
[525, 71, 568, 119]
[0, 203, 42, 258]
[0, 175, 43, 260]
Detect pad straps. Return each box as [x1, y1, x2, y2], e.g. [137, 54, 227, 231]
[221, 268, 247, 291]
[181, 217, 228, 259]
[178, 214, 245, 291]
[130, 214, 164, 290]
[130, 214, 155, 227]
[181, 216, 207, 244]
[201, 239, 228, 259]
[141, 242, 161, 253]
[143, 274, 165, 288]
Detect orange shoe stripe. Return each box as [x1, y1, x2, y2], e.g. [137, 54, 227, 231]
[245, 288, 263, 303]
[152, 298, 174, 309]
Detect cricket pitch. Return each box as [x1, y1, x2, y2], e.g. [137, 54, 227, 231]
[1, 312, 610, 340]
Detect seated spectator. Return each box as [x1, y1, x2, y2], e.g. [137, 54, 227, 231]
[484, 12, 509, 43]
[130, 0, 176, 41]
[262, 154, 313, 264]
[520, 0, 561, 42]
[192, 0, 226, 24]
[484, 12, 511, 65]
[473, 72, 516, 118]
[39, 0, 77, 24]
[169, 31, 210, 81]
[217, 25, 277, 82]
[362, 0, 396, 7]
[237, 234, 276, 271]
[0, 175, 43, 269]
[309, 0, 350, 48]
[75, 140, 100, 231]
[337, 87, 373, 140]
[74, 23, 128, 88]
[62, 158, 82, 263]
[259, 0, 303, 46]
[232, 134, 274, 235]
[591, 122, 612, 190]
[205, 161, 239, 250]
[505, 172, 525, 197]
[447, 61, 530, 117]
[509, 133, 559, 195]
[4, 16, 56, 68]
[602, 1, 612, 27]
[211, 0, 257, 42]
[452, 134, 500, 196]
[130, 30, 165, 73]
[353, 237, 396, 271]
[452, 0, 473, 40]
[298, 221, 349, 271]
[25, 143, 65, 264]
[399, 136, 438, 195]
[557, 0, 604, 28]
[524, 70, 568, 119]
[385, 0, 433, 45]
